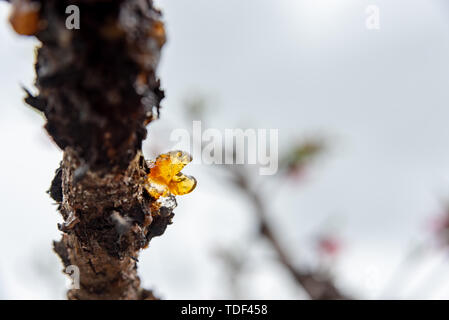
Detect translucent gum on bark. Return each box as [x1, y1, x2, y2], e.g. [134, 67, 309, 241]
[144, 151, 197, 199]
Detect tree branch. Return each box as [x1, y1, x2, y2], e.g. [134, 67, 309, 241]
[229, 166, 349, 300]
[11, 0, 170, 299]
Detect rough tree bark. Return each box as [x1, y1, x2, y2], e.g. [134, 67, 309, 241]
[9, 0, 172, 299]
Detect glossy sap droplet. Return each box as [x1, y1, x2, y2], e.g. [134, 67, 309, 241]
[144, 151, 196, 199]
[9, 0, 41, 36]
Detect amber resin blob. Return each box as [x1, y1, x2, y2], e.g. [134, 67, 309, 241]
[9, 0, 43, 36]
[144, 151, 197, 199]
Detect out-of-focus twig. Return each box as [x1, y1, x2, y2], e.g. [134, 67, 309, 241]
[184, 98, 348, 299]
[226, 165, 349, 300]
[214, 247, 247, 299]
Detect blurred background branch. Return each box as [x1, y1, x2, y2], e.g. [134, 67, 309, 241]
[182, 96, 348, 299]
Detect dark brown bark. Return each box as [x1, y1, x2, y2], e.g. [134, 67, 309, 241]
[12, 0, 170, 299]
